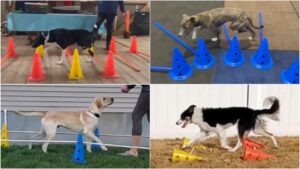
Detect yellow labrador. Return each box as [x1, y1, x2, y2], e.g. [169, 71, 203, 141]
[15, 97, 114, 153]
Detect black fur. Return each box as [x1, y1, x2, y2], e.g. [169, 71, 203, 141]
[32, 28, 96, 57]
[180, 98, 279, 139]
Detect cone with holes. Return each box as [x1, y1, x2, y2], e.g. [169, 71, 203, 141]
[129, 36, 138, 54]
[91, 128, 101, 151]
[3, 37, 17, 58]
[172, 149, 207, 162]
[169, 48, 193, 81]
[243, 146, 276, 160]
[101, 51, 120, 79]
[223, 35, 245, 67]
[28, 52, 46, 82]
[123, 10, 131, 38]
[35, 45, 44, 57]
[1, 124, 10, 148]
[193, 38, 215, 70]
[182, 138, 207, 151]
[72, 134, 86, 164]
[68, 49, 84, 80]
[251, 38, 273, 70]
[280, 59, 299, 84]
[109, 36, 117, 54]
[243, 138, 267, 150]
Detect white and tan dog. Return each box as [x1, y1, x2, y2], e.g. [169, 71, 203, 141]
[15, 97, 114, 153]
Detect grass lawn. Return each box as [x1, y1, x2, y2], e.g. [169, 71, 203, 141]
[1, 144, 149, 168]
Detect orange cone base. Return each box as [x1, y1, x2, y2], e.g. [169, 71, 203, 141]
[101, 72, 120, 79]
[4, 53, 17, 58]
[28, 74, 46, 82]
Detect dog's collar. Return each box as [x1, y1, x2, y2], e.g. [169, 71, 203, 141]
[88, 111, 100, 118]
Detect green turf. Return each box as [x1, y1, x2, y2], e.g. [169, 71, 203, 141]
[1, 145, 149, 168]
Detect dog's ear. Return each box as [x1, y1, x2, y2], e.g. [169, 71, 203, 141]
[189, 16, 197, 24]
[182, 14, 188, 18]
[95, 97, 103, 108]
[188, 105, 196, 113]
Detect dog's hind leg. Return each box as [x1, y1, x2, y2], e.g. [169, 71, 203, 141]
[253, 125, 279, 148]
[41, 119, 57, 153]
[28, 129, 46, 149]
[86, 137, 92, 153]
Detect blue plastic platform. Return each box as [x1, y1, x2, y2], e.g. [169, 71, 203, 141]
[7, 12, 106, 33]
[213, 49, 299, 83]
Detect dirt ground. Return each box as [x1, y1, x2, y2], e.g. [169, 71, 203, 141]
[151, 137, 299, 168]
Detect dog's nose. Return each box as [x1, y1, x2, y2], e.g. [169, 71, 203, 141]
[111, 98, 114, 102]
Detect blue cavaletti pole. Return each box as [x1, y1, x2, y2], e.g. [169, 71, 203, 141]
[258, 12, 263, 42]
[223, 24, 231, 43]
[151, 66, 172, 72]
[153, 22, 196, 55]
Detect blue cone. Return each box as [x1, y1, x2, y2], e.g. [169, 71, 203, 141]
[169, 48, 193, 81]
[91, 128, 101, 151]
[251, 38, 273, 70]
[280, 59, 299, 84]
[223, 35, 245, 67]
[72, 134, 86, 164]
[193, 38, 215, 69]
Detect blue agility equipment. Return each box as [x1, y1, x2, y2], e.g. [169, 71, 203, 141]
[91, 128, 101, 151]
[250, 38, 273, 70]
[223, 35, 245, 67]
[151, 66, 172, 72]
[258, 12, 263, 42]
[193, 38, 215, 69]
[280, 59, 299, 84]
[223, 24, 231, 43]
[169, 48, 193, 81]
[72, 133, 86, 164]
[153, 22, 196, 55]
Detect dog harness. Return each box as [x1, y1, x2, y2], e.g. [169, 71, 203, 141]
[88, 111, 100, 118]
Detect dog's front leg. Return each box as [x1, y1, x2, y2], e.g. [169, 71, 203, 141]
[217, 132, 232, 150]
[191, 27, 198, 40]
[182, 131, 210, 149]
[84, 129, 108, 151]
[57, 49, 66, 65]
[86, 138, 92, 153]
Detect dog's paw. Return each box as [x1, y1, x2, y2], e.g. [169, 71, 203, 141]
[248, 36, 253, 41]
[211, 37, 218, 42]
[101, 146, 108, 151]
[181, 145, 188, 150]
[228, 148, 237, 152]
[85, 57, 93, 63]
[56, 60, 63, 65]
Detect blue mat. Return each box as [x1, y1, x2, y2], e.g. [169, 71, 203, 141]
[7, 12, 106, 33]
[213, 49, 299, 84]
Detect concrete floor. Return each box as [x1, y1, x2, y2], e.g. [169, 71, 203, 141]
[1, 35, 150, 84]
[151, 1, 299, 84]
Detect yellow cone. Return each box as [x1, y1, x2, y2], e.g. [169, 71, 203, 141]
[1, 124, 10, 148]
[182, 138, 207, 151]
[172, 149, 207, 162]
[35, 45, 44, 57]
[68, 49, 84, 80]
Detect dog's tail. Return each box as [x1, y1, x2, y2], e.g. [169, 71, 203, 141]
[247, 17, 264, 29]
[256, 96, 280, 121]
[15, 111, 46, 117]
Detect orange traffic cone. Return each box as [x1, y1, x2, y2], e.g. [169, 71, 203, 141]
[129, 36, 138, 54]
[243, 146, 276, 160]
[243, 138, 267, 150]
[3, 37, 17, 58]
[28, 52, 46, 82]
[123, 10, 130, 38]
[66, 47, 71, 57]
[108, 36, 117, 54]
[101, 51, 120, 79]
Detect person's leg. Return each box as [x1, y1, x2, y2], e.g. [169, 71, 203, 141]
[93, 13, 106, 35]
[105, 14, 116, 50]
[119, 92, 149, 157]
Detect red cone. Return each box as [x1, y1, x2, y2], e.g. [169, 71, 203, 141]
[243, 146, 276, 160]
[101, 51, 119, 79]
[129, 36, 138, 54]
[3, 37, 17, 58]
[108, 36, 117, 54]
[28, 52, 46, 82]
[243, 138, 267, 150]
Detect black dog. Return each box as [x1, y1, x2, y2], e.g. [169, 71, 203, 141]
[32, 28, 96, 64]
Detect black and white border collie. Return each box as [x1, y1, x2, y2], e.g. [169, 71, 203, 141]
[176, 96, 280, 152]
[32, 28, 96, 65]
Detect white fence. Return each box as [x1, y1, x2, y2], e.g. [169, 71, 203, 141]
[150, 84, 299, 139]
